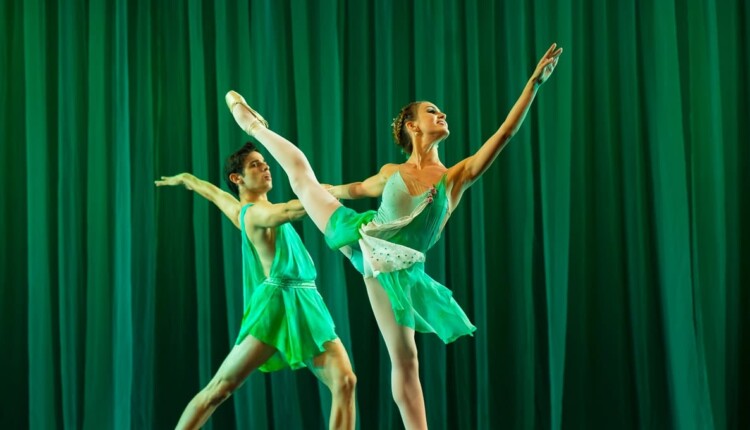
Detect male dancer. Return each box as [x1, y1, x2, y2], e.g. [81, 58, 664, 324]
[156, 142, 356, 430]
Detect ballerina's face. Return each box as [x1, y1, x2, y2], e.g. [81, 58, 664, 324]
[410, 102, 449, 139]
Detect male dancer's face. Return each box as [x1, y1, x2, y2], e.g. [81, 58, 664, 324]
[238, 151, 273, 193]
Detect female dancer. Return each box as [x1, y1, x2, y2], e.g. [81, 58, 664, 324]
[226, 43, 562, 429]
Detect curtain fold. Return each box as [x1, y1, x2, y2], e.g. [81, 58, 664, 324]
[3, 0, 748, 429]
[25, 0, 58, 428]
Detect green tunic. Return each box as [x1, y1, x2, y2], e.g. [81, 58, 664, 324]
[236, 203, 337, 372]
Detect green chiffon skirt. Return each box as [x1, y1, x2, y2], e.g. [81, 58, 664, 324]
[325, 206, 476, 343]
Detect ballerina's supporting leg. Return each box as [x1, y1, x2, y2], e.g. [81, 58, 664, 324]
[363, 277, 428, 430]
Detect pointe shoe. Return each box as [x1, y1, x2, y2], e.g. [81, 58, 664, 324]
[225, 90, 269, 135]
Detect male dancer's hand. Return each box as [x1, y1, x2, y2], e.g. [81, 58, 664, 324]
[155, 173, 243, 228]
[321, 184, 341, 200]
[155, 173, 194, 190]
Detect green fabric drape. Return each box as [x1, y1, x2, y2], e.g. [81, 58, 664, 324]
[3, 0, 748, 429]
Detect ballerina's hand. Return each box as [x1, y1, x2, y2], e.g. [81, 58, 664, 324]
[532, 43, 563, 86]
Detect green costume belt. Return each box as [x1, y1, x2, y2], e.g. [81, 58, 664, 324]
[264, 278, 317, 289]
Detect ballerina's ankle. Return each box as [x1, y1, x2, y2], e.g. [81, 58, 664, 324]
[244, 118, 264, 136]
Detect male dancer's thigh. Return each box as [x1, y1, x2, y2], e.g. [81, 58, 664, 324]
[362, 277, 417, 359]
[208, 335, 277, 387]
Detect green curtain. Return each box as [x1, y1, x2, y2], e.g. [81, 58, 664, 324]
[2, 0, 748, 428]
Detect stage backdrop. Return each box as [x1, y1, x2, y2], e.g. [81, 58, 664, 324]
[2, 0, 748, 429]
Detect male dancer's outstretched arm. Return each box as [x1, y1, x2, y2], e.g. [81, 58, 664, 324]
[156, 172, 305, 228]
[326, 164, 397, 200]
[156, 173, 243, 228]
[243, 199, 306, 227]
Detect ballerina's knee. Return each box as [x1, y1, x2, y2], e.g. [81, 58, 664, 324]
[390, 357, 420, 404]
[287, 162, 317, 192]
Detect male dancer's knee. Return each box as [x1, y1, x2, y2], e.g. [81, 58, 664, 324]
[332, 370, 357, 402]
